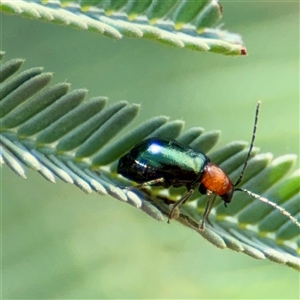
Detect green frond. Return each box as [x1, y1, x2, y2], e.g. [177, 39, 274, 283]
[1, 54, 299, 270]
[0, 0, 247, 56]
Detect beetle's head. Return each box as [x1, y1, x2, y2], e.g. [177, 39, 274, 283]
[220, 186, 234, 204]
[200, 163, 234, 204]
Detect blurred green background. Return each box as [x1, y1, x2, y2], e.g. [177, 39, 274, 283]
[1, 1, 299, 299]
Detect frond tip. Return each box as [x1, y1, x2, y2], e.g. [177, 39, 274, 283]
[0, 0, 247, 56]
[1, 53, 299, 270]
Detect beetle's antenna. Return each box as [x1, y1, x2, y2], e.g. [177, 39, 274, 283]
[234, 101, 261, 187]
[235, 188, 300, 228]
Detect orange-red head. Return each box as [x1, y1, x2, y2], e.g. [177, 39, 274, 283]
[200, 163, 234, 203]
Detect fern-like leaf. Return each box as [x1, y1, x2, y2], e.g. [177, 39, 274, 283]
[0, 0, 247, 56]
[1, 54, 299, 270]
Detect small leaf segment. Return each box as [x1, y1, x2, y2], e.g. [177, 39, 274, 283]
[0, 0, 247, 56]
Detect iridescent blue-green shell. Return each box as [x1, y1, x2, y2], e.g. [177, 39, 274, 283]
[117, 138, 209, 188]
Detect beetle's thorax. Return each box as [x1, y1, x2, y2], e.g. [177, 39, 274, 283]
[201, 163, 234, 201]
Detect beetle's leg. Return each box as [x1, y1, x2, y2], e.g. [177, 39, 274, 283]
[125, 178, 165, 190]
[168, 188, 194, 223]
[200, 193, 217, 230]
[125, 177, 165, 190]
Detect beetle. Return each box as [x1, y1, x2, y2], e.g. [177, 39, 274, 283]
[117, 102, 300, 230]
